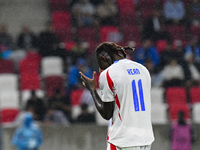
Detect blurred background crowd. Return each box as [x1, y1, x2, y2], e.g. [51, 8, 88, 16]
[0, 0, 200, 131]
[0, 0, 200, 149]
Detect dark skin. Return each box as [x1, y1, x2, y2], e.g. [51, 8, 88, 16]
[79, 51, 124, 120]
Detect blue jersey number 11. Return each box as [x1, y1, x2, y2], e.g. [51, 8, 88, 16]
[132, 79, 145, 111]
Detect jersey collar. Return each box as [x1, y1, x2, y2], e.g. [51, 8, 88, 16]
[114, 60, 119, 63]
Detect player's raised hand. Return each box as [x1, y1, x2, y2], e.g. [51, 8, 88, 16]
[79, 71, 97, 92]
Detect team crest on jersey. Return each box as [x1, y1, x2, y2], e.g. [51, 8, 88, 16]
[126, 69, 140, 75]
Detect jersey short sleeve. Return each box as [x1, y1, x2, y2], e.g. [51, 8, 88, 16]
[99, 69, 115, 102]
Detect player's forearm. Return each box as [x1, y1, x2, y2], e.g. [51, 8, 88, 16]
[90, 89, 113, 120]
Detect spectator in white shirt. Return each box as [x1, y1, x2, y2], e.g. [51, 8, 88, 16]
[161, 58, 185, 87]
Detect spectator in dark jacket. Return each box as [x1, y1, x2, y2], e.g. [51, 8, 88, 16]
[48, 88, 72, 122]
[17, 25, 38, 50]
[25, 90, 46, 121]
[0, 25, 14, 50]
[38, 22, 59, 57]
[76, 103, 95, 123]
[143, 9, 171, 42]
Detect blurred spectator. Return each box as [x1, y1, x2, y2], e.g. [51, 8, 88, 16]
[134, 39, 160, 67]
[25, 90, 46, 121]
[0, 45, 13, 60]
[69, 0, 79, 9]
[144, 59, 164, 87]
[158, 41, 183, 69]
[184, 37, 200, 87]
[143, 9, 171, 42]
[163, 0, 185, 25]
[76, 103, 95, 123]
[158, 41, 191, 81]
[0, 25, 14, 59]
[38, 22, 59, 57]
[170, 111, 196, 150]
[12, 113, 43, 150]
[10, 49, 26, 72]
[0, 25, 13, 50]
[17, 25, 38, 50]
[67, 58, 92, 94]
[71, 0, 96, 27]
[96, 0, 118, 26]
[184, 36, 200, 72]
[70, 39, 88, 64]
[158, 41, 175, 70]
[48, 42, 67, 61]
[90, 0, 102, 5]
[44, 106, 69, 125]
[187, 58, 200, 87]
[80, 89, 94, 106]
[14, 105, 36, 126]
[161, 58, 185, 88]
[48, 88, 72, 122]
[186, 0, 200, 26]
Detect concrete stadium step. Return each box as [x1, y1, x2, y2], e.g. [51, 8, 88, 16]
[0, 0, 50, 38]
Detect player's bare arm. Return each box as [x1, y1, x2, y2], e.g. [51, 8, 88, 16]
[79, 71, 114, 120]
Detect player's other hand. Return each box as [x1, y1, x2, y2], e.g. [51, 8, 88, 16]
[79, 71, 97, 92]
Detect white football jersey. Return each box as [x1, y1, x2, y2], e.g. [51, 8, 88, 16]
[99, 59, 154, 147]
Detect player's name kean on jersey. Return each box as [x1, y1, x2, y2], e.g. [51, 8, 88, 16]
[127, 68, 140, 75]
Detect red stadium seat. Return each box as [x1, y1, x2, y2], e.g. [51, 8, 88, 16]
[52, 11, 72, 41]
[0, 59, 14, 73]
[49, 0, 69, 12]
[117, 0, 136, 25]
[87, 41, 99, 54]
[26, 51, 41, 62]
[44, 75, 65, 97]
[122, 24, 141, 42]
[99, 26, 121, 43]
[117, 0, 135, 13]
[70, 89, 84, 106]
[167, 25, 186, 41]
[141, 10, 153, 20]
[0, 108, 19, 124]
[139, 0, 157, 9]
[64, 40, 76, 51]
[52, 11, 71, 29]
[19, 58, 40, 74]
[139, 0, 157, 21]
[20, 73, 41, 90]
[189, 86, 200, 104]
[156, 40, 168, 53]
[190, 26, 200, 38]
[165, 87, 187, 106]
[77, 27, 97, 42]
[168, 103, 190, 121]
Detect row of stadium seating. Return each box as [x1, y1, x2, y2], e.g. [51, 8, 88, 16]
[151, 86, 200, 124]
[0, 51, 64, 76]
[48, 0, 193, 23]
[48, 0, 200, 48]
[51, 10, 200, 44]
[1, 79, 200, 125]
